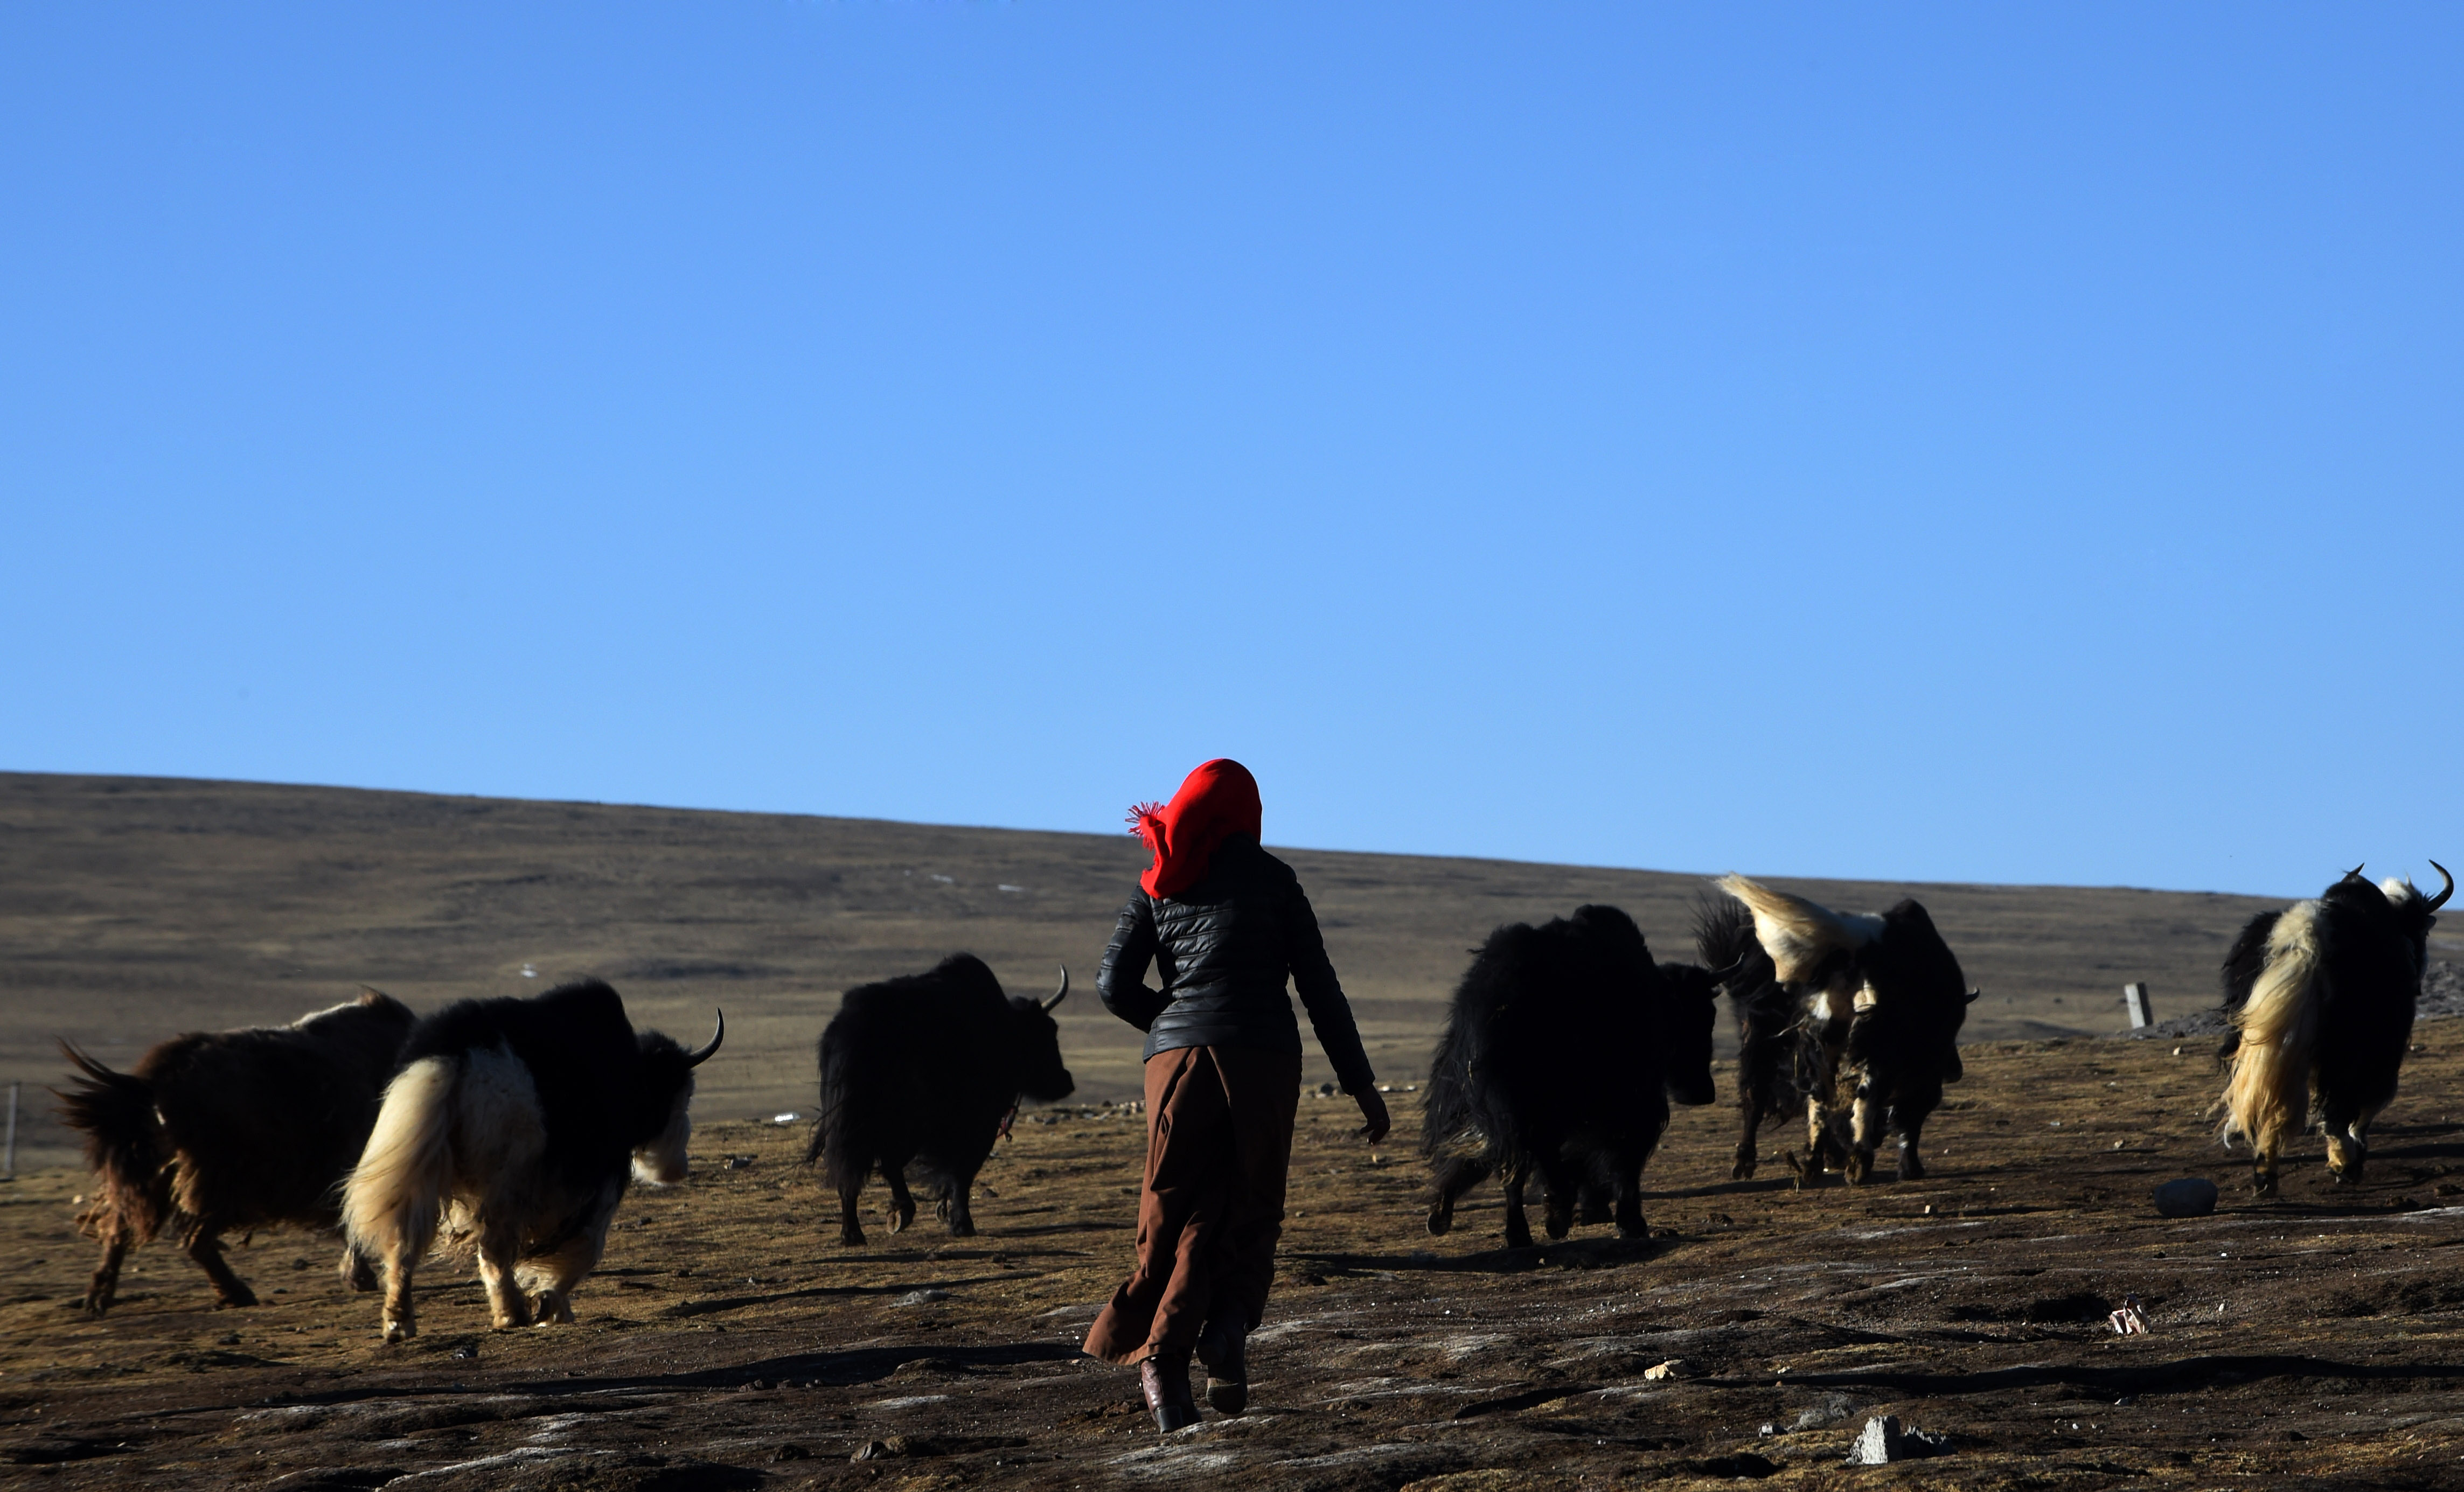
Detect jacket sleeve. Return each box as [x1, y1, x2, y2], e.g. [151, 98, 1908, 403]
[1097, 894, 1168, 1033]
[1281, 874, 1377, 1095]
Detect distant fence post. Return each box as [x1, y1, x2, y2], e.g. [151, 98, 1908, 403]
[4, 1081, 16, 1180]
[2122, 983, 2154, 1030]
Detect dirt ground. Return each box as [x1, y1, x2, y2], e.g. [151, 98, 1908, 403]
[9, 1026, 2464, 1490]
[8, 771, 2464, 1489]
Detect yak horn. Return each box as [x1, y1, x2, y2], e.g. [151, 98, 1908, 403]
[2345, 863, 2368, 881]
[1042, 967, 1070, 1013]
[685, 1010, 725, 1067]
[1965, 988, 1982, 1005]
[1706, 952, 1753, 987]
[2429, 860, 2454, 912]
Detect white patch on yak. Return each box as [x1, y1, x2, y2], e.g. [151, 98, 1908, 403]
[633, 1088, 694, 1186]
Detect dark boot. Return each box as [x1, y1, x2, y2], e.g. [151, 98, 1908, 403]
[1196, 1316, 1248, 1415]
[1140, 1349, 1199, 1432]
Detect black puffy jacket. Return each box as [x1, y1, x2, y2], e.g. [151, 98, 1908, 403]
[1096, 835, 1377, 1094]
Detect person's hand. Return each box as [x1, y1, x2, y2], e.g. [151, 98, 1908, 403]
[1354, 1086, 1391, 1144]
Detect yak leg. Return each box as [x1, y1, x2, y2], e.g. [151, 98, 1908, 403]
[82, 1224, 131, 1317]
[1733, 1029, 1779, 1181]
[2252, 1140, 2281, 1199]
[1891, 1107, 1929, 1181]
[1610, 1147, 1648, 1241]
[476, 1217, 532, 1331]
[837, 1170, 868, 1247]
[185, 1227, 259, 1308]
[1538, 1154, 1579, 1240]
[1501, 1163, 1536, 1251]
[340, 1242, 380, 1293]
[945, 1173, 979, 1238]
[1842, 1081, 1881, 1186]
[1424, 1156, 1487, 1237]
[2325, 1102, 2376, 1183]
[525, 1230, 605, 1327]
[883, 1165, 918, 1235]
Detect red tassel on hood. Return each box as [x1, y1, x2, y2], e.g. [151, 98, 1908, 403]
[1125, 759, 1262, 900]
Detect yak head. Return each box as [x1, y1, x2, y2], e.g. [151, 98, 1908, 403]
[1653, 962, 1723, 1107]
[629, 1011, 725, 1186]
[2374, 861, 2454, 976]
[1005, 968, 1076, 1106]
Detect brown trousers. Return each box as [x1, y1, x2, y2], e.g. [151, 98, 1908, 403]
[1082, 1045, 1301, 1365]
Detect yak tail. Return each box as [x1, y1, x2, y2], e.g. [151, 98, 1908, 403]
[1715, 875, 1881, 987]
[2217, 902, 2323, 1156]
[343, 1056, 458, 1269]
[53, 1042, 169, 1242]
[810, 1027, 861, 1189]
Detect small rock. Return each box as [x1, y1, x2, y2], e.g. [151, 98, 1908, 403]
[2154, 1177, 2219, 1218]
[771, 1444, 809, 1461]
[1642, 1358, 1694, 1381]
[1317, 1082, 1337, 1098]
[450, 1344, 478, 1360]
[1845, 1414, 1951, 1465]
[894, 1289, 950, 1307]
[852, 1439, 904, 1461]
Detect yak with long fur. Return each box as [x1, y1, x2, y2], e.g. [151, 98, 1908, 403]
[341, 979, 720, 1341]
[808, 954, 1073, 1246]
[1420, 904, 1720, 1250]
[2216, 862, 2449, 1196]
[56, 988, 416, 1315]
[1714, 875, 1978, 1186]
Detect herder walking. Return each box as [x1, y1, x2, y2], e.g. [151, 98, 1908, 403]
[1083, 759, 1389, 1431]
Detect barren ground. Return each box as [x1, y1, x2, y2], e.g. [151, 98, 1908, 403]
[7, 773, 2464, 1489]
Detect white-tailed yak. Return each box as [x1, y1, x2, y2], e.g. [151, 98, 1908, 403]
[2216, 862, 2449, 1196]
[342, 979, 720, 1341]
[1712, 875, 1978, 1186]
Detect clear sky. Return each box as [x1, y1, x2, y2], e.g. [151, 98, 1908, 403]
[3, 5, 2457, 898]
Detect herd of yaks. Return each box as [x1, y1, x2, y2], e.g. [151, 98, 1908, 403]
[50, 860, 2449, 1340]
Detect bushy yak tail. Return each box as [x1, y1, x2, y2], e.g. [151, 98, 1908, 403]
[343, 1055, 460, 1273]
[1715, 874, 1882, 988]
[53, 1042, 170, 1243]
[2217, 901, 2324, 1157]
[810, 1022, 863, 1191]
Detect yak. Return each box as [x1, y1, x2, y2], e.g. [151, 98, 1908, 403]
[2217, 862, 2449, 1196]
[342, 979, 720, 1341]
[55, 988, 416, 1315]
[1421, 904, 1721, 1250]
[808, 955, 1073, 1247]
[1715, 875, 1978, 1186]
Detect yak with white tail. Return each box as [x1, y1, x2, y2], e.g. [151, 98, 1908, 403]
[2216, 862, 2449, 1196]
[1713, 875, 1978, 1186]
[342, 979, 721, 1341]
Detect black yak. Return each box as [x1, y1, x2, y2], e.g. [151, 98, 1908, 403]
[1421, 905, 1720, 1250]
[1716, 875, 1978, 1186]
[808, 956, 1073, 1246]
[341, 979, 720, 1341]
[56, 988, 416, 1315]
[2217, 862, 2449, 1196]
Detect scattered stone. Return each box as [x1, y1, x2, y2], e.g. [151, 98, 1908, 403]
[1792, 1394, 1854, 1431]
[1845, 1414, 1951, 1464]
[852, 1437, 910, 1461]
[771, 1443, 809, 1461]
[1317, 1082, 1338, 1098]
[894, 1289, 950, 1306]
[2154, 1177, 2219, 1217]
[1642, 1358, 1694, 1381]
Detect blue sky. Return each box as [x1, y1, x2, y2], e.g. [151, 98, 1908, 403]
[3, 4, 2457, 897]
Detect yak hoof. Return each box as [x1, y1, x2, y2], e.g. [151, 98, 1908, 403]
[533, 1292, 575, 1325]
[1504, 1218, 1535, 1251]
[1897, 1150, 1926, 1182]
[1784, 1151, 1812, 1190]
[1425, 1207, 1453, 1237]
[1731, 1148, 1758, 1182]
[840, 1226, 867, 1247]
[80, 1297, 109, 1319]
[382, 1319, 415, 1343]
[1842, 1148, 1873, 1186]
[949, 1219, 976, 1238]
[217, 1287, 260, 1309]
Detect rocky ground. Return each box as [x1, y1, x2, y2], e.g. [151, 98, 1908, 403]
[10, 1025, 2464, 1490]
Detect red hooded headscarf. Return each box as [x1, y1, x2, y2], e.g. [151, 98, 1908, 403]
[1126, 758, 1263, 900]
